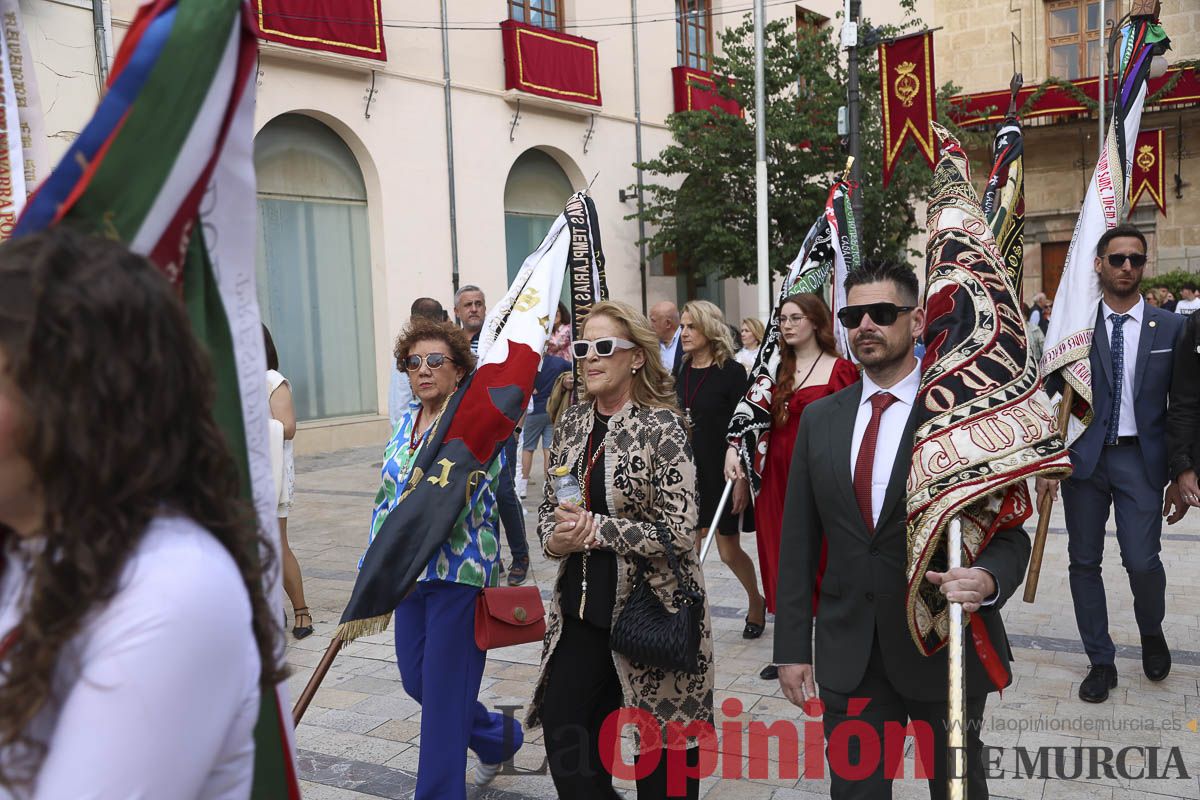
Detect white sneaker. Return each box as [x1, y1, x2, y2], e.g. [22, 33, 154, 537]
[474, 762, 501, 786]
[517, 477, 528, 499]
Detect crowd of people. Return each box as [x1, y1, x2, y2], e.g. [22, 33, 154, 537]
[2, 223, 1198, 800]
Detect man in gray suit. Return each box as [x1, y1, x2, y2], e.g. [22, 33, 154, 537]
[775, 261, 1031, 799]
[1038, 224, 1185, 703]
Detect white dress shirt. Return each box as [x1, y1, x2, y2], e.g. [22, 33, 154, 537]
[850, 359, 922, 528]
[1100, 297, 1143, 437]
[659, 328, 680, 371]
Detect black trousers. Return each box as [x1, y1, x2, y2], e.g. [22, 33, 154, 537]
[540, 615, 700, 799]
[819, 634, 989, 800]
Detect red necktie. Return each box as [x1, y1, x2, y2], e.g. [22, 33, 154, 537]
[854, 391, 898, 534]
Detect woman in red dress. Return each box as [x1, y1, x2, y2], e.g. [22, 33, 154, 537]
[726, 293, 857, 680]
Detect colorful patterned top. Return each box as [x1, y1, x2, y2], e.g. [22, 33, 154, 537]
[365, 401, 502, 588]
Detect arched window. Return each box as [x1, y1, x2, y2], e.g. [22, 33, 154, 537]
[503, 149, 574, 282]
[255, 114, 377, 421]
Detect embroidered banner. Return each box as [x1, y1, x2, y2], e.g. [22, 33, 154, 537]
[906, 124, 1071, 664]
[671, 66, 740, 116]
[981, 118, 1025, 293]
[255, 0, 386, 61]
[501, 19, 601, 106]
[878, 30, 937, 186]
[1130, 128, 1166, 215]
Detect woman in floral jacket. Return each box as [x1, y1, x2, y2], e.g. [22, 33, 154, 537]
[528, 300, 714, 800]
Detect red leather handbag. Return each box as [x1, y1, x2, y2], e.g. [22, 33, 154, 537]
[474, 586, 547, 650]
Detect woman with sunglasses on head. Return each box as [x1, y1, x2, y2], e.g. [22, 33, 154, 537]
[677, 300, 766, 639]
[370, 318, 523, 798]
[725, 293, 857, 680]
[0, 230, 282, 797]
[530, 300, 712, 800]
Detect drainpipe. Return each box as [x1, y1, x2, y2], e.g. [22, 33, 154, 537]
[439, 0, 461, 291]
[631, 0, 647, 313]
[91, 0, 110, 92]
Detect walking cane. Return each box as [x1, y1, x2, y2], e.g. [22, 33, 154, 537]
[293, 637, 343, 725]
[1023, 384, 1074, 603]
[699, 479, 735, 563]
[947, 517, 967, 800]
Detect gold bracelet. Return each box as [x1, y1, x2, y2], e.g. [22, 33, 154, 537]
[544, 541, 566, 559]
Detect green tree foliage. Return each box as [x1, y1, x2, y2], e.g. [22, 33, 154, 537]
[633, 14, 981, 283]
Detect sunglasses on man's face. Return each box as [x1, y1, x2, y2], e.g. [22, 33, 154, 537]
[403, 353, 456, 371]
[836, 302, 915, 329]
[1105, 253, 1147, 269]
[572, 337, 636, 359]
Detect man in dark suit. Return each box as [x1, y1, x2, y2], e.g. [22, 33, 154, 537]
[775, 261, 1031, 799]
[1038, 224, 1185, 703]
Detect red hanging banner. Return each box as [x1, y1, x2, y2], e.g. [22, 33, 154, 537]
[501, 20, 601, 107]
[878, 31, 938, 186]
[1130, 129, 1167, 215]
[255, 0, 386, 61]
[671, 66, 741, 116]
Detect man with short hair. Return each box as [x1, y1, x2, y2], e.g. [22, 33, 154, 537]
[776, 261, 1030, 799]
[1038, 224, 1186, 703]
[452, 284, 531, 584]
[388, 297, 447, 430]
[649, 300, 683, 376]
[1174, 282, 1200, 316]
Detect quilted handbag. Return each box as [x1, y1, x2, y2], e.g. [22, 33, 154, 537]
[609, 527, 703, 673]
[474, 586, 547, 650]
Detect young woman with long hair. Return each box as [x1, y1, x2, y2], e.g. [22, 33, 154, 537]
[725, 293, 857, 679]
[0, 228, 284, 796]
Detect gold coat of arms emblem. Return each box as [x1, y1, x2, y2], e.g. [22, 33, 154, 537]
[1136, 143, 1156, 172]
[895, 61, 921, 107]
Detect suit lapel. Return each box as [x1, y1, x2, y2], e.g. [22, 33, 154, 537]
[1133, 306, 1157, 396]
[1093, 303, 1114, 387]
[832, 382, 863, 535]
[876, 404, 920, 536]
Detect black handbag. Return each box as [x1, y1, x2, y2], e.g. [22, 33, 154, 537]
[610, 526, 703, 673]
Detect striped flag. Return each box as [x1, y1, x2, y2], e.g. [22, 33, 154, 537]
[726, 180, 844, 493]
[338, 192, 607, 640]
[1040, 10, 1170, 445]
[14, 2, 299, 797]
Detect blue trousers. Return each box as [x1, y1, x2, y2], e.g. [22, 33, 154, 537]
[1062, 442, 1167, 666]
[497, 432, 528, 561]
[394, 581, 523, 800]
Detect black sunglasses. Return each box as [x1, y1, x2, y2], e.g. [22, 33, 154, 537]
[836, 302, 915, 329]
[1106, 253, 1147, 269]
[403, 353, 456, 371]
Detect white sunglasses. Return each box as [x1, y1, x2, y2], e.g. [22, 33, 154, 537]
[571, 337, 636, 359]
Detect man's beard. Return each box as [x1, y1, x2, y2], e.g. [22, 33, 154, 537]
[852, 333, 905, 369]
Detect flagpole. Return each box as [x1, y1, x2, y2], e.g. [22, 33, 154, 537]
[1023, 383, 1075, 603]
[947, 517, 966, 800]
[753, 0, 770, 321]
[699, 479, 735, 563]
[294, 637, 343, 725]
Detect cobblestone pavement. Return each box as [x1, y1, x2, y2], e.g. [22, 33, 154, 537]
[287, 445, 1200, 799]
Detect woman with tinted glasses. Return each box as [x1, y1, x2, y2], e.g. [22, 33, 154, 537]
[677, 300, 765, 639]
[368, 318, 523, 797]
[530, 300, 712, 800]
[726, 293, 857, 680]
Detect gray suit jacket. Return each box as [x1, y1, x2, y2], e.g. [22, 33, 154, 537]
[773, 381, 1032, 702]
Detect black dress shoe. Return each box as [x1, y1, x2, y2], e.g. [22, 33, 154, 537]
[1079, 664, 1117, 703]
[759, 664, 779, 680]
[1141, 634, 1172, 681]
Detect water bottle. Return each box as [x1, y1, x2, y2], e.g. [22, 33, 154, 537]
[550, 465, 584, 508]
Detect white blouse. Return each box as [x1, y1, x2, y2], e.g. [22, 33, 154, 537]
[0, 515, 261, 799]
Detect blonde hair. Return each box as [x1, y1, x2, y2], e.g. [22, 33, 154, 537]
[681, 299, 736, 367]
[581, 300, 679, 412]
[740, 316, 765, 348]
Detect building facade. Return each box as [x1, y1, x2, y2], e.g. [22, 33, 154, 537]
[938, 0, 1199, 301]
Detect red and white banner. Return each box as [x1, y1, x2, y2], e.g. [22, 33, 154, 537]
[1130, 128, 1166, 215]
[0, 0, 44, 240]
[878, 31, 937, 186]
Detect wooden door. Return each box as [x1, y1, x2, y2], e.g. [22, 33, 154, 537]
[1042, 241, 1070, 300]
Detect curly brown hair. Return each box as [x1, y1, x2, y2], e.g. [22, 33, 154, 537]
[393, 317, 477, 374]
[773, 293, 838, 428]
[0, 228, 284, 789]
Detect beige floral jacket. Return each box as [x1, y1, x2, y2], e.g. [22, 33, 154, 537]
[526, 400, 715, 746]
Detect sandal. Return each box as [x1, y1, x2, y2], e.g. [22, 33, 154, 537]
[292, 607, 314, 640]
[743, 615, 766, 639]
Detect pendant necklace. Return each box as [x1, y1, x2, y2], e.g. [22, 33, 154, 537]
[682, 363, 711, 427]
[575, 421, 607, 619]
